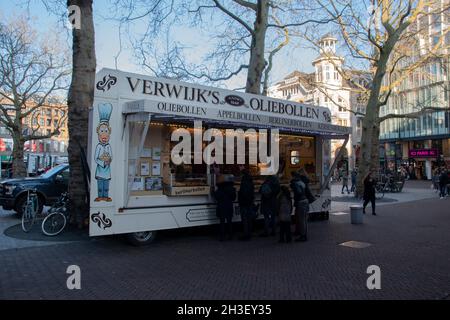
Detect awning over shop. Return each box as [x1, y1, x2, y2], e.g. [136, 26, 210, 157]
[123, 99, 351, 139]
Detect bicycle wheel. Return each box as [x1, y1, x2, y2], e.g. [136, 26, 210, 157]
[375, 186, 385, 200]
[42, 212, 66, 236]
[21, 204, 36, 233]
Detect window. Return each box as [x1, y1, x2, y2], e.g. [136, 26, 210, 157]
[325, 65, 330, 80]
[290, 150, 300, 165]
[317, 66, 322, 82]
[46, 118, 51, 126]
[432, 35, 440, 47]
[338, 97, 345, 111]
[57, 168, 70, 183]
[39, 118, 44, 126]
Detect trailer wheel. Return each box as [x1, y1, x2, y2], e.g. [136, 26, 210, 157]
[125, 231, 157, 246]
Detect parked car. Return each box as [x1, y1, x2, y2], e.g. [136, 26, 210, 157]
[0, 164, 69, 216]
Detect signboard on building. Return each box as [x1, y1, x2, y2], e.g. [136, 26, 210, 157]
[408, 148, 438, 158]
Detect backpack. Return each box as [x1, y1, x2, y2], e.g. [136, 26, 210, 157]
[260, 182, 272, 198]
[292, 180, 305, 197]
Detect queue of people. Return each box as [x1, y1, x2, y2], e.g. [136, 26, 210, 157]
[212, 167, 315, 243]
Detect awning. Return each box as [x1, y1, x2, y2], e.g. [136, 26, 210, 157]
[123, 99, 351, 139]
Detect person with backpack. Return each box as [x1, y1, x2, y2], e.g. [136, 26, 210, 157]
[350, 169, 357, 193]
[341, 171, 350, 194]
[277, 186, 293, 243]
[213, 174, 237, 241]
[363, 171, 377, 215]
[259, 175, 280, 237]
[238, 168, 255, 241]
[290, 170, 310, 242]
[439, 168, 449, 199]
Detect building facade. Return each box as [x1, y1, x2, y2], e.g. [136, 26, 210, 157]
[268, 35, 369, 172]
[0, 98, 68, 177]
[379, 1, 450, 180]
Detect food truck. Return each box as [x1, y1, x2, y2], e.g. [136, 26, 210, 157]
[89, 68, 351, 245]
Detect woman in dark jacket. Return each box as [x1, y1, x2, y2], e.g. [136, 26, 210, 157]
[259, 175, 280, 237]
[439, 169, 449, 199]
[214, 175, 236, 241]
[363, 172, 377, 215]
[238, 169, 255, 240]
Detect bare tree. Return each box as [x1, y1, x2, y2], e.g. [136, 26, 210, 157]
[0, 16, 70, 177]
[112, 0, 335, 94]
[312, 0, 449, 195]
[66, 0, 96, 227]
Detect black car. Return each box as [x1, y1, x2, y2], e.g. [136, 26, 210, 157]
[0, 164, 69, 216]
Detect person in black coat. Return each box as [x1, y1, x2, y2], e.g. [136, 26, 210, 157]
[439, 169, 449, 199]
[259, 175, 281, 237]
[214, 175, 236, 241]
[292, 169, 314, 241]
[238, 169, 255, 240]
[363, 172, 377, 215]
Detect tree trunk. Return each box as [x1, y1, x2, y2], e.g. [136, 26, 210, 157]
[67, 0, 96, 228]
[11, 133, 27, 178]
[245, 0, 268, 94]
[356, 51, 391, 197]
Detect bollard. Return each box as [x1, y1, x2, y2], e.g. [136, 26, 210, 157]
[350, 205, 364, 224]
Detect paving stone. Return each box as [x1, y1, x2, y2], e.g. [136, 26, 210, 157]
[0, 196, 449, 299]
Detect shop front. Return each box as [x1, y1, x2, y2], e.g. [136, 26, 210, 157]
[89, 69, 351, 240]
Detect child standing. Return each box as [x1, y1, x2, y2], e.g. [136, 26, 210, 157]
[277, 186, 293, 243]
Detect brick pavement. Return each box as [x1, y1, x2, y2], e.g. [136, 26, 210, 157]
[0, 196, 449, 300]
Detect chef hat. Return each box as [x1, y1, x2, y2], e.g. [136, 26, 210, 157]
[98, 103, 113, 123]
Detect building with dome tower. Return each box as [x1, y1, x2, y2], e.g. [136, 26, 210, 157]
[268, 34, 371, 173]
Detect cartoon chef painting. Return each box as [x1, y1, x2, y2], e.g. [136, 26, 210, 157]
[94, 103, 113, 202]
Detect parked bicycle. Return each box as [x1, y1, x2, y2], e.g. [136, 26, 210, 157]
[41, 192, 70, 236]
[375, 182, 385, 200]
[21, 189, 40, 233]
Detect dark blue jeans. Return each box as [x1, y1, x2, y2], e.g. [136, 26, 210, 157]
[294, 200, 309, 237]
[261, 204, 276, 235]
[240, 206, 253, 238]
[440, 184, 448, 197]
[219, 215, 233, 240]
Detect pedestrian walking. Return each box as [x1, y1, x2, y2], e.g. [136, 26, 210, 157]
[290, 171, 310, 242]
[238, 168, 255, 241]
[277, 186, 293, 243]
[432, 169, 440, 192]
[259, 175, 280, 237]
[342, 172, 350, 194]
[363, 171, 377, 215]
[213, 174, 236, 241]
[439, 169, 449, 199]
[350, 169, 357, 193]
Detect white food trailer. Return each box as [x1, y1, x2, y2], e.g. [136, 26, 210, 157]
[89, 68, 351, 244]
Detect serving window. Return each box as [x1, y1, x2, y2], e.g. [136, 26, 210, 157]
[126, 120, 210, 198]
[125, 117, 321, 199]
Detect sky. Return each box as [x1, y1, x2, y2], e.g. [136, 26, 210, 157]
[1, 0, 320, 90]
